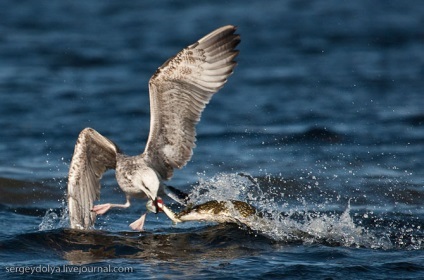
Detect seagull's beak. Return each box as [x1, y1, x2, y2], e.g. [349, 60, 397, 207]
[146, 197, 164, 214]
[146, 196, 182, 224]
[154, 197, 164, 213]
[146, 200, 156, 213]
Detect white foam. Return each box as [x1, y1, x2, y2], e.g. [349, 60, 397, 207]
[38, 199, 69, 231]
[186, 172, 395, 248]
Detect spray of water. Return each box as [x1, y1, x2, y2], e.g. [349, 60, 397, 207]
[38, 172, 422, 250]
[39, 199, 69, 231]
[186, 172, 408, 249]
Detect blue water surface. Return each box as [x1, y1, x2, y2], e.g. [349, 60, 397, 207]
[0, 0, 423, 279]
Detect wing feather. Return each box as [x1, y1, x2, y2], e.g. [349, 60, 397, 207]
[67, 128, 118, 229]
[143, 25, 240, 180]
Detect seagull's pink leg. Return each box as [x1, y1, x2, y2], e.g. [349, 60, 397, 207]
[129, 213, 147, 231]
[91, 198, 131, 215]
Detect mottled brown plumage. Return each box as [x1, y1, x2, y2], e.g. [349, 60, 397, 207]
[144, 26, 240, 180]
[150, 199, 258, 227]
[177, 200, 257, 218]
[67, 26, 240, 230]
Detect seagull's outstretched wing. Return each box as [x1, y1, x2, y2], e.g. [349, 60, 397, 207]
[143, 25, 240, 180]
[67, 128, 119, 229]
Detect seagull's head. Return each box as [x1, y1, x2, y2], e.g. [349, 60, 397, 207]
[146, 197, 164, 214]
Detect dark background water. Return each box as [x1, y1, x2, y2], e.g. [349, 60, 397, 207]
[0, 0, 423, 279]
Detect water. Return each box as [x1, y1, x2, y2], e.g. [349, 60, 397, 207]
[1, 0, 423, 279]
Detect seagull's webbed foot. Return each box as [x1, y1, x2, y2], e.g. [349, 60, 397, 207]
[91, 203, 112, 215]
[129, 213, 147, 231]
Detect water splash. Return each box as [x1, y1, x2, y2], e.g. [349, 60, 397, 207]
[189, 172, 261, 203]
[38, 201, 69, 231]
[37, 172, 423, 250]
[185, 172, 422, 249]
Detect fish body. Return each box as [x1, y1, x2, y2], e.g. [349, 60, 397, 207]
[177, 200, 256, 224]
[155, 199, 258, 227]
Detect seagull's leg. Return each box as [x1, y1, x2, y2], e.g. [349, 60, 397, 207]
[91, 196, 131, 215]
[129, 213, 147, 231]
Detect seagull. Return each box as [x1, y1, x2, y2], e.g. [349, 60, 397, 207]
[67, 25, 240, 231]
